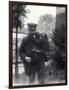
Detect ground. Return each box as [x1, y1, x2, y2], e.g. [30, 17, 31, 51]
[13, 61, 65, 86]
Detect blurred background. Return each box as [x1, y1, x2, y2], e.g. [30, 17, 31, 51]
[12, 3, 66, 86]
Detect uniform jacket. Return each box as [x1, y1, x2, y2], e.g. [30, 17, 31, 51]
[19, 32, 50, 63]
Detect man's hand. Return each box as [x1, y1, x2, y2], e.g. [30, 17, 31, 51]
[25, 56, 31, 62]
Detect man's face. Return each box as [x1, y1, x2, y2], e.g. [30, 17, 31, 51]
[28, 26, 36, 34]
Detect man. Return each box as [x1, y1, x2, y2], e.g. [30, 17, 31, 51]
[19, 23, 49, 84]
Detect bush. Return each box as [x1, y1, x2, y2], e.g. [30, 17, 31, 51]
[52, 24, 65, 70]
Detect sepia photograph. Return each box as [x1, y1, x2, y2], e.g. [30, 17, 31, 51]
[9, 1, 67, 88]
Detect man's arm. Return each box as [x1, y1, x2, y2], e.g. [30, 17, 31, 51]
[19, 39, 31, 63]
[19, 39, 26, 62]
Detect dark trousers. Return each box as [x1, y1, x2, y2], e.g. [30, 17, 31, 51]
[24, 61, 46, 84]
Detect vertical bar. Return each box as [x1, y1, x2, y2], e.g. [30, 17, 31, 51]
[15, 27, 19, 78]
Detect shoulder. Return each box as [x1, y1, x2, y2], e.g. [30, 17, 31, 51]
[36, 32, 48, 39]
[36, 32, 42, 36]
[21, 36, 28, 44]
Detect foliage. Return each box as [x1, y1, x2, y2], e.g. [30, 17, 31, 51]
[38, 14, 55, 34]
[39, 14, 53, 23]
[52, 24, 65, 49]
[52, 23, 65, 70]
[13, 3, 27, 28]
